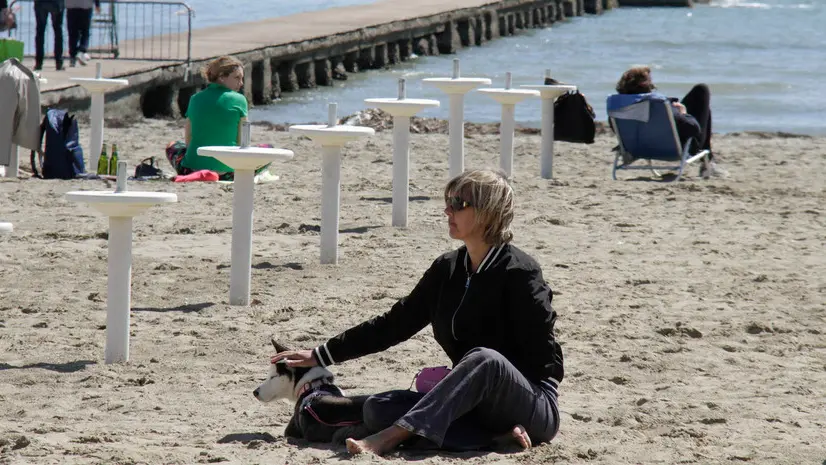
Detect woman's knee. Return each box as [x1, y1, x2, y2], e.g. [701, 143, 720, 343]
[362, 390, 420, 432]
[688, 83, 711, 99]
[459, 347, 509, 369]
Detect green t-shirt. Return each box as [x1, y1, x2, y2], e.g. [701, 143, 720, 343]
[183, 83, 248, 173]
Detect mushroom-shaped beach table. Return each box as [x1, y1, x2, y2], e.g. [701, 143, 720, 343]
[422, 59, 491, 178]
[4, 77, 47, 178]
[477, 72, 539, 178]
[364, 79, 439, 227]
[521, 70, 576, 179]
[197, 126, 294, 306]
[65, 163, 177, 364]
[69, 64, 129, 170]
[289, 103, 374, 264]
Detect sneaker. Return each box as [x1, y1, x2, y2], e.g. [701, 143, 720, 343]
[700, 161, 729, 179]
[77, 52, 91, 66]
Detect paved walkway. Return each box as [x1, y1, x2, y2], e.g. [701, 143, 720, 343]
[32, 0, 504, 93]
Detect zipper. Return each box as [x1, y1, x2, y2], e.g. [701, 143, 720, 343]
[451, 273, 472, 340]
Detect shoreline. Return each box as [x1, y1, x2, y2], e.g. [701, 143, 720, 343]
[272, 108, 822, 139]
[89, 106, 821, 141]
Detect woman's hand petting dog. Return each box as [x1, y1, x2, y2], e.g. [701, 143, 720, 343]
[271, 349, 318, 367]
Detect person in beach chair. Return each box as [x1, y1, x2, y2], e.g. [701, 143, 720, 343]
[272, 169, 563, 457]
[166, 55, 270, 181]
[608, 66, 727, 181]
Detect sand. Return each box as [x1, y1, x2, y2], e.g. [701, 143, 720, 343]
[1, 116, 824, 465]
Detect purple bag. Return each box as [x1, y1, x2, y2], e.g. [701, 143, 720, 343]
[413, 366, 451, 394]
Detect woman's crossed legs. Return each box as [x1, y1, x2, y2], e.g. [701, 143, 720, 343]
[347, 347, 559, 456]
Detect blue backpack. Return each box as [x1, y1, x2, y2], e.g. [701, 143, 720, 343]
[30, 109, 85, 179]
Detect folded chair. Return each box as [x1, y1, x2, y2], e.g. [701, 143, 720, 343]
[607, 93, 709, 182]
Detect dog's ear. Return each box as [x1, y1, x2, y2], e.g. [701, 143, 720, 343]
[271, 339, 291, 353]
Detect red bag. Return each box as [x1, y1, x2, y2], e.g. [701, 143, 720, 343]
[412, 366, 451, 394]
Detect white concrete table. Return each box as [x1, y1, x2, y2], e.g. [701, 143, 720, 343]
[289, 103, 374, 265]
[365, 78, 439, 227]
[4, 77, 46, 179]
[0, 223, 12, 234]
[477, 72, 539, 178]
[198, 134, 294, 306]
[521, 70, 576, 179]
[65, 163, 177, 364]
[70, 64, 129, 172]
[423, 59, 491, 178]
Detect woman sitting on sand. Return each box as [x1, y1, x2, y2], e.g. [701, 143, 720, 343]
[272, 168, 563, 456]
[616, 66, 727, 177]
[165, 56, 248, 180]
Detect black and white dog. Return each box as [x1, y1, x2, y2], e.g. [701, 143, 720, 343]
[253, 339, 370, 444]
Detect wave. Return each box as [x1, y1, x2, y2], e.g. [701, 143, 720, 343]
[709, 0, 815, 9]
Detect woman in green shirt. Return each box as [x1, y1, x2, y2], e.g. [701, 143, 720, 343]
[165, 55, 272, 181]
[181, 55, 247, 175]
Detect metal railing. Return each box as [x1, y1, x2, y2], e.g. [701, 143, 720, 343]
[6, 0, 193, 64]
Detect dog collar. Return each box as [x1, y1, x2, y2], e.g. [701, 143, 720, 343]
[296, 378, 333, 398]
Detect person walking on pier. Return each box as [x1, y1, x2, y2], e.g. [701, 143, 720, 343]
[65, 0, 100, 67]
[33, 0, 65, 71]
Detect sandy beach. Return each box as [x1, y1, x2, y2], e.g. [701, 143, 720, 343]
[1, 115, 824, 464]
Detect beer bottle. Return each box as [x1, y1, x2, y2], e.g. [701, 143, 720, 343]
[108, 143, 119, 176]
[97, 143, 109, 175]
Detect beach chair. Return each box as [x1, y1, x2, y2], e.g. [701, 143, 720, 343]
[607, 93, 710, 182]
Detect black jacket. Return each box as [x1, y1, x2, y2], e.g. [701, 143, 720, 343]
[669, 99, 702, 148]
[313, 243, 564, 392]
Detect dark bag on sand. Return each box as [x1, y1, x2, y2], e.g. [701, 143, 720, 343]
[134, 156, 164, 178]
[30, 109, 85, 179]
[544, 77, 596, 144]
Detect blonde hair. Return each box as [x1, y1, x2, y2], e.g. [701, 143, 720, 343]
[202, 56, 243, 83]
[444, 169, 514, 246]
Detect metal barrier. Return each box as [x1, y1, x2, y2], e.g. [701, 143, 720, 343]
[6, 0, 193, 65]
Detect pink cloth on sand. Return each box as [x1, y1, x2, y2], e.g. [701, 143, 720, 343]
[173, 170, 219, 182]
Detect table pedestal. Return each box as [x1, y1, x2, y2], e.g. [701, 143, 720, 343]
[65, 189, 178, 364]
[364, 93, 439, 228]
[229, 169, 256, 305]
[89, 93, 105, 170]
[391, 117, 411, 227]
[540, 97, 555, 179]
[521, 84, 577, 179]
[106, 216, 132, 364]
[321, 146, 342, 265]
[197, 145, 295, 304]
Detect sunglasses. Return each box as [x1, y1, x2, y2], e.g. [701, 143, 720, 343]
[446, 196, 472, 212]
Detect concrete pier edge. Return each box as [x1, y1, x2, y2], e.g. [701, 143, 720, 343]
[39, 0, 629, 119]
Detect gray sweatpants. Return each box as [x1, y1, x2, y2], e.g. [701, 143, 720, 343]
[363, 347, 560, 451]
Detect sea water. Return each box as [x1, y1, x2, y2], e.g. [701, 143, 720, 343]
[194, 0, 826, 135]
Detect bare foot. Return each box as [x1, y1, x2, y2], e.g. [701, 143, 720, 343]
[345, 438, 371, 455]
[345, 425, 413, 456]
[495, 424, 532, 450]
